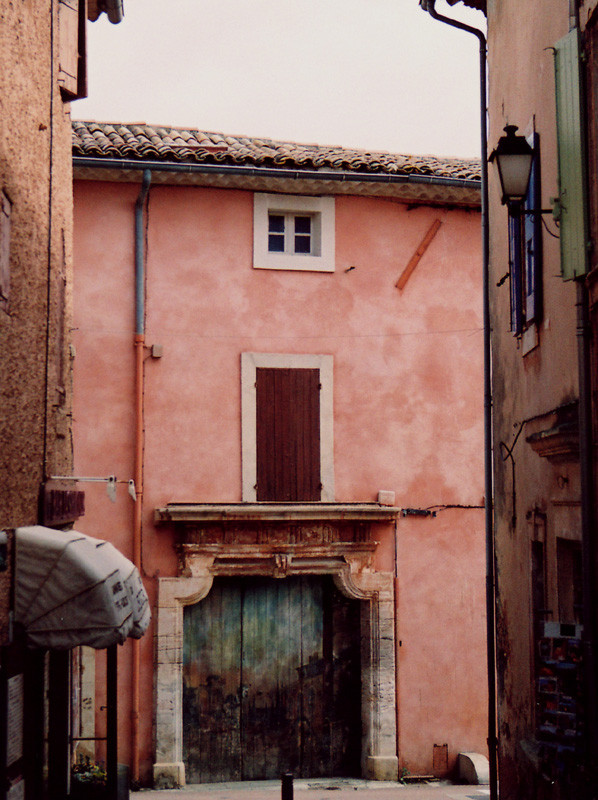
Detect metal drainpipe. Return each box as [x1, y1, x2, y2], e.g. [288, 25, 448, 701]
[132, 168, 151, 785]
[42, 0, 56, 480]
[419, 4, 497, 799]
[576, 281, 598, 790]
[570, 0, 598, 785]
[393, 518, 401, 773]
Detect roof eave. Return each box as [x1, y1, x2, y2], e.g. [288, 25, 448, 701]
[72, 156, 481, 209]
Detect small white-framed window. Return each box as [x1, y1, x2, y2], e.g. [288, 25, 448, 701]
[253, 193, 335, 272]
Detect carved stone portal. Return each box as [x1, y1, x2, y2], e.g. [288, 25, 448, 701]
[153, 509, 398, 788]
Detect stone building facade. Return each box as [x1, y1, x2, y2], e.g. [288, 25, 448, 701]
[72, 121, 489, 787]
[429, 1, 598, 797]
[0, 3, 123, 797]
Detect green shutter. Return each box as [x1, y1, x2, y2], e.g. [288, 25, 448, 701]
[554, 29, 589, 279]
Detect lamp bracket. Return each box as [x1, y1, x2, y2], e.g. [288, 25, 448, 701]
[508, 200, 560, 221]
[49, 475, 137, 503]
[550, 196, 562, 222]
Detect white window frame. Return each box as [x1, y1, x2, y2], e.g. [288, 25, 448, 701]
[253, 193, 335, 272]
[241, 352, 335, 502]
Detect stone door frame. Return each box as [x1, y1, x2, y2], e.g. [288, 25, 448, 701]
[153, 554, 397, 788]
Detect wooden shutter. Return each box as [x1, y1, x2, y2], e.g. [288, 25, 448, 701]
[58, 0, 87, 100]
[508, 214, 523, 335]
[256, 368, 320, 501]
[58, 0, 79, 96]
[0, 192, 11, 313]
[554, 29, 590, 279]
[524, 134, 543, 325]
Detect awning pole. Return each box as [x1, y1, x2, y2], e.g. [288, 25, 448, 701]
[48, 650, 70, 800]
[106, 644, 118, 800]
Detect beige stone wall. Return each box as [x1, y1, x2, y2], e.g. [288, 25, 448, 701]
[486, 2, 585, 797]
[0, 0, 74, 529]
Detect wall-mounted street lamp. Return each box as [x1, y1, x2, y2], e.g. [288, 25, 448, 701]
[489, 125, 534, 210]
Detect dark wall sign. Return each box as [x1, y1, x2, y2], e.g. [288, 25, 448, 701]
[39, 481, 85, 527]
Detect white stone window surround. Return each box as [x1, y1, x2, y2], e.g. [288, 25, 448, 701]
[253, 193, 335, 272]
[241, 352, 335, 502]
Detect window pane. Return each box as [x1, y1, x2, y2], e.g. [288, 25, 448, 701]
[294, 216, 311, 234]
[268, 214, 285, 233]
[294, 216, 311, 254]
[268, 234, 285, 252]
[294, 235, 311, 254]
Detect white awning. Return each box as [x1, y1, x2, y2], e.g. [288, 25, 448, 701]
[14, 526, 150, 650]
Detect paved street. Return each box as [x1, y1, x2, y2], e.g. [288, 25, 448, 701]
[135, 778, 490, 800]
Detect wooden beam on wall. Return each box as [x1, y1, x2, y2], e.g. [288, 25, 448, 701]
[395, 218, 442, 291]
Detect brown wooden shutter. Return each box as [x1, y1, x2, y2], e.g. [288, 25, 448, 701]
[58, 0, 88, 100]
[256, 368, 320, 501]
[0, 192, 11, 313]
[58, 0, 79, 96]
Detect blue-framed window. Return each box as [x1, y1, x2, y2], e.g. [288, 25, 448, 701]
[509, 214, 524, 335]
[508, 133, 543, 336]
[524, 133, 543, 326]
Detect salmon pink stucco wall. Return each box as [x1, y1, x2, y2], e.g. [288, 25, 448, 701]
[73, 178, 487, 783]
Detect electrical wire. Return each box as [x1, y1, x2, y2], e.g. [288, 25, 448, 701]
[541, 214, 560, 238]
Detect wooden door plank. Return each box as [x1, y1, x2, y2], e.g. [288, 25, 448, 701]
[241, 577, 301, 779]
[286, 577, 303, 776]
[183, 579, 242, 782]
[299, 577, 326, 776]
[330, 583, 362, 776]
[183, 576, 361, 783]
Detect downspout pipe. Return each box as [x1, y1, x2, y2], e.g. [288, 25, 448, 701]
[135, 169, 151, 340]
[42, 0, 56, 480]
[393, 519, 401, 771]
[570, 0, 598, 783]
[419, 5, 497, 800]
[132, 168, 151, 786]
[576, 282, 598, 788]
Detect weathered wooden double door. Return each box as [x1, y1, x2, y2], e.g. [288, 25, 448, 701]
[183, 575, 361, 782]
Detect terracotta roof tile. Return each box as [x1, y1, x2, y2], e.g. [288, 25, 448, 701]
[72, 121, 481, 183]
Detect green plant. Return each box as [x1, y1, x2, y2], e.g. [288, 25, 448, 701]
[72, 755, 107, 786]
[398, 767, 410, 785]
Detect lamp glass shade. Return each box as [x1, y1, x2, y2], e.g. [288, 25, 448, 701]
[496, 152, 534, 203]
[490, 125, 534, 205]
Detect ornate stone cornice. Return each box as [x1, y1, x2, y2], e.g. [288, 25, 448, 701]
[155, 502, 401, 524]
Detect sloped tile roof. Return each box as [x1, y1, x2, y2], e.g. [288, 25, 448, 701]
[72, 121, 481, 183]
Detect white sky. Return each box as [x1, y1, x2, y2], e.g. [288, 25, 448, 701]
[73, 0, 486, 159]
